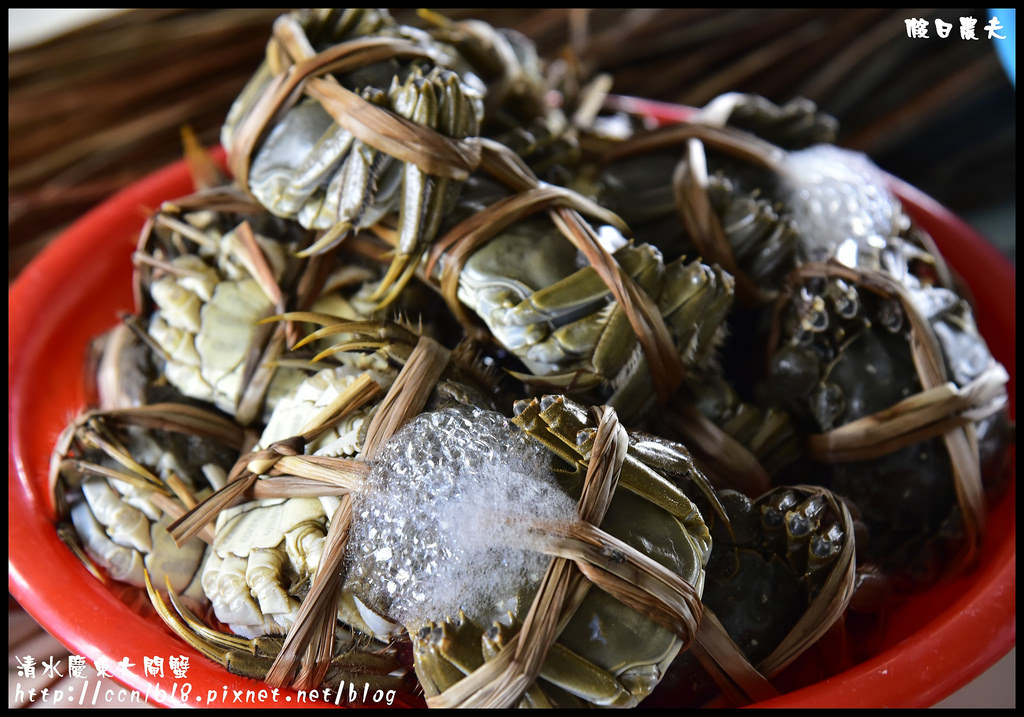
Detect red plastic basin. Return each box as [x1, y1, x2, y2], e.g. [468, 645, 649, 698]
[9, 141, 1014, 708]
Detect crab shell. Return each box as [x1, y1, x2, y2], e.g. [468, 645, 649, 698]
[453, 211, 734, 422]
[379, 396, 712, 707]
[221, 8, 485, 302]
[52, 406, 242, 614]
[647, 485, 852, 707]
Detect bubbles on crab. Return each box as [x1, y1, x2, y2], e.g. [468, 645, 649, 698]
[779, 144, 908, 265]
[346, 404, 577, 631]
[595, 223, 630, 254]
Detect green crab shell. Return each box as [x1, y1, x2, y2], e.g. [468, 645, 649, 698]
[411, 485, 709, 707]
[402, 401, 711, 707]
[769, 277, 1010, 592]
[558, 488, 708, 698]
[221, 7, 485, 281]
[454, 215, 733, 421]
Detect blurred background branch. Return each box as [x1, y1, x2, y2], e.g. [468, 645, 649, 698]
[9, 8, 1015, 279]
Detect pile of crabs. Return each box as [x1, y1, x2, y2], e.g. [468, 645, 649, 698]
[51, 9, 1012, 709]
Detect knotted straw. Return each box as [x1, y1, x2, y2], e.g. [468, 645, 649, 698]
[167, 335, 437, 691]
[424, 397, 704, 708]
[769, 261, 1009, 570]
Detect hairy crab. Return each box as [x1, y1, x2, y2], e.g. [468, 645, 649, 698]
[192, 320, 485, 642]
[133, 176, 449, 427]
[351, 395, 713, 707]
[222, 8, 487, 303]
[767, 264, 1011, 598]
[49, 401, 245, 613]
[452, 214, 733, 421]
[648, 484, 856, 706]
[147, 321, 494, 691]
[133, 183, 315, 425]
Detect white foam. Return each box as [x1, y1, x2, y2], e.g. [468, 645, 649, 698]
[346, 405, 578, 630]
[779, 144, 905, 267]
